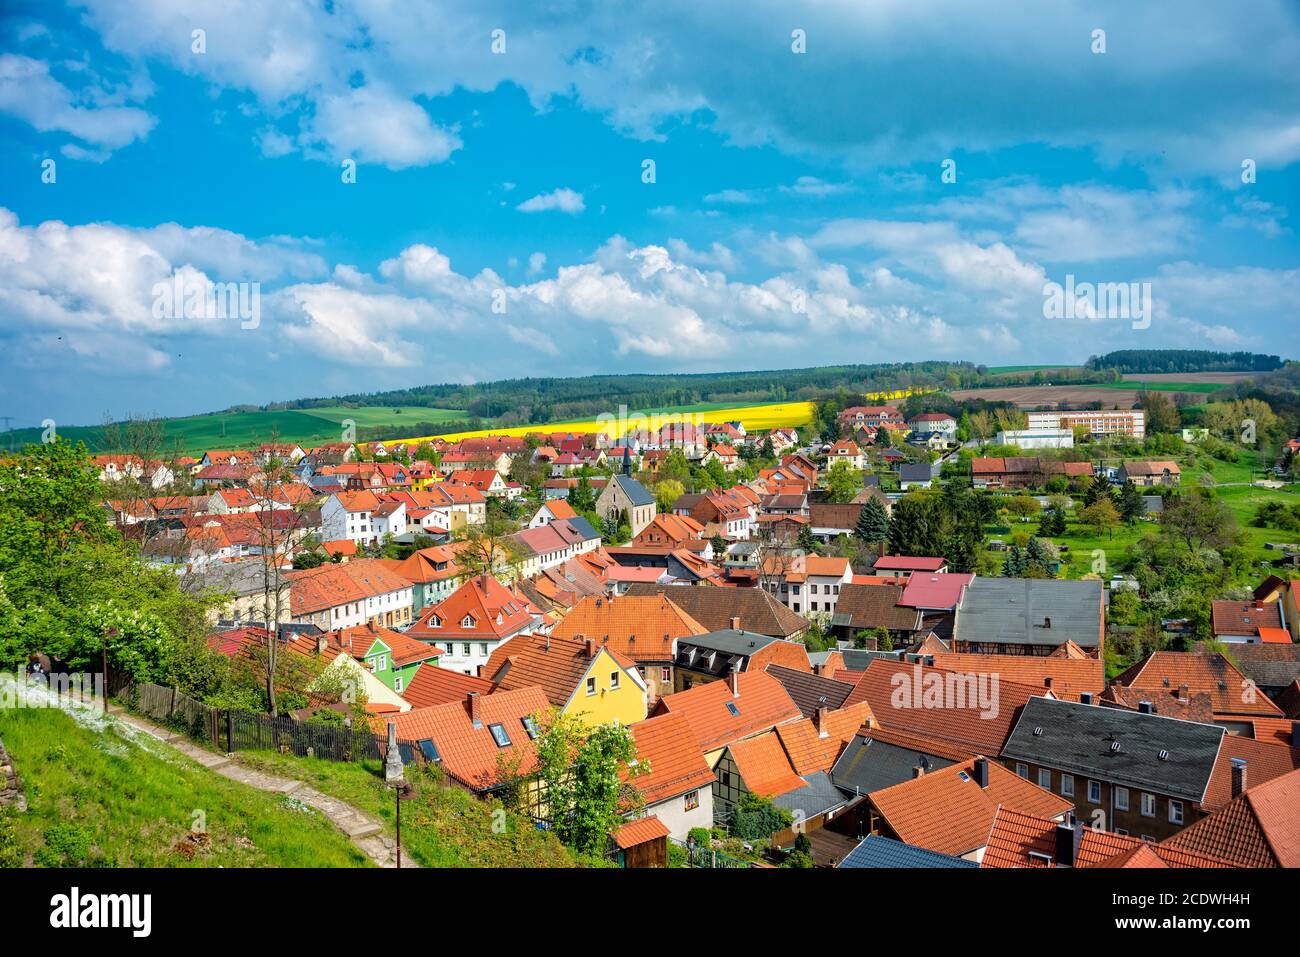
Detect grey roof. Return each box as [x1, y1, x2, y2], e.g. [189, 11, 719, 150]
[180, 560, 270, 598]
[1001, 697, 1224, 802]
[766, 664, 854, 718]
[565, 515, 601, 540]
[956, 577, 1103, 648]
[1201, 641, 1300, 690]
[680, 629, 782, 657]
[771, 771, 850, 820]
[614, 475, 655, 507]
[830, 734, 957, 796]
[899, 463, 934, 482]
[1142, 495, 1164, 514]
[837, 834, 978, 869]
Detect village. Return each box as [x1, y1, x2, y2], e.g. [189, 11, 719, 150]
[12, 391, 1285, 871]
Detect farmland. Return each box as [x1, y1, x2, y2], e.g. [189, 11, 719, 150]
[950, 383, 1229, 409]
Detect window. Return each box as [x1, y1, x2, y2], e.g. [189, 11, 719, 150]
[1060, 775, 1074, 797]
[479, 643, 488, 656]
[1015, 763, 1029, 778]
[1115, 787, 1129, 811]
[661, 667, 671, 683]
[1038, 769, 1051, 789]
[461, 643, 471, 657]
[393, 676, 403, 692]
[374, 655, 387, 671]
[1088, 780, 1101, 803]
[610, 671, 620, 690]
[521, 716, 539, 740]
[685, 789, 700, 811]
[1169, 800, 1184, 825]
[586, 676, 596, 696]
[726, 701, 740, 717]
[1140, 792, 1155, 817]
[488, 723, 511, 748]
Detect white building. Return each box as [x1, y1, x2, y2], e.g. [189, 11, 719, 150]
[1027, 409, 1145, 439]
[996, 428, 1075, 449]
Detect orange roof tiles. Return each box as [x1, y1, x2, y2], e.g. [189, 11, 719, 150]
[1163, 766, 1300, 867]
[654, 670, 802, 752]
[982, 806, 1234, 869]
[408, 575, 536, 642]
[775, 701, 875, 776]
[483, 632, 639, 708]
[379, 686, 551, 791]
[728, 733, 808, 798]
[627, 712, 716, 806]
[869, 758, 1074, 857]
[286, 559, 412, 616]
[1114, 652, 1283, 717]
[1202, 734, 1300, 810]
[930, 651, 1104, 702]
[613, 815, 670, 849]
[552, 594, 708, 664]
[400, 665, 495, 709]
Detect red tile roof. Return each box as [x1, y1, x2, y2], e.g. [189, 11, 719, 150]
[868, 758, 1074, 857]
[930, 651, 1105, 702]
[1162, 766, 1300, 867]
[484, 632, 640, 708]
[728, 733, 808, 798]
[285, 559, 412, 616]
[613, 815, 670, 849]
[552, 594, 707, 664]
[627, 712, 716, 806]
[1212, 600, 1283, 637]
[655, 671, 802, 752]
[1202, 734, 1300, 810]
[408, 575, 536, 642]
[399, 665, 495, 709]
[1113, 652, 1283, 717]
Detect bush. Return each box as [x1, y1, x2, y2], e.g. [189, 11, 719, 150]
[731, 792, 793, 842]
[687, 826, 712, 846]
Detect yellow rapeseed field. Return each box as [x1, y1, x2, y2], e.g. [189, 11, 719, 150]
[381, 388, 932, 447]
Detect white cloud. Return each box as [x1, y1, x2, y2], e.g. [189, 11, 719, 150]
[0, 54, 154, 153]
[516, 187, 585, 214]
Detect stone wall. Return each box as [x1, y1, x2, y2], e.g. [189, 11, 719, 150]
[0, 737, 25, 812]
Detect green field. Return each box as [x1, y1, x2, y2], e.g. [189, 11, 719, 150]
[0, 700, 370, 867]
[1090, 380, 1228, 394]
[986, 364, 1080, 374]
[2, 405, 466, 455]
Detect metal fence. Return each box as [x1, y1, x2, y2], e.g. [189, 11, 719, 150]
[119, 680, 416, 765]
[672, 838, 760, 869]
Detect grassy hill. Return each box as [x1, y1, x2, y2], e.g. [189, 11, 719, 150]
[0, 699, 371, 867]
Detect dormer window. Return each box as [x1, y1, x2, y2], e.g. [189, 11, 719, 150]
[429, 615, 442, 628]
[462, 614, 475, 628]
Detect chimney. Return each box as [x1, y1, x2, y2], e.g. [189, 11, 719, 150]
[1176, 684, 1188, 703]
[814, 705, 829, 737]
[973, 757, 989, 789]
[912, 764, 926, 779]
[585, 637, 597, 659]
[1054, 818, 1083, 867]
[1080, 692, 1093, 705]
[1043, 616, 1052, 629]
[1137, 700, 1154, 714]
[316, 633, 328, 655]
[467, 691, 482, 728]
[812, 663, 826, 677]
[1044, 676, 1054, 690]
[1231, 758, 1248, 799]
[729, 664, 741, 697]
[729, 616, 741, 631]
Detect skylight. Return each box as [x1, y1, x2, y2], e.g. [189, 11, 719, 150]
[726, 702, 740, 717]
[489, 723, 511, 748]
[418, 738, 441, 763]
[521, 716, 539, 739]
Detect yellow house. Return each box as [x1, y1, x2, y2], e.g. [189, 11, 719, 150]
[482, 633, 648, 727]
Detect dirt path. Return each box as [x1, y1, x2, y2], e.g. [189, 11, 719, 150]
[105, 703, 415, 868]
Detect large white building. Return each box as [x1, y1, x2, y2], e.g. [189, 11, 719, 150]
[1027, 409, 1145, 439]
[996, 428, 1075, 449]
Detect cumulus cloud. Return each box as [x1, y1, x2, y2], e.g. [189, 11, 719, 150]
[0, 54, 154, 153]
[516, 188, 585, 214]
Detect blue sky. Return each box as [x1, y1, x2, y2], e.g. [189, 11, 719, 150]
[1, 0, 1298, 427]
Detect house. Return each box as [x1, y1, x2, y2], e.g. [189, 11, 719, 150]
[550, 594, 709, 703]
[678, 488, 754, 540]
[871, 555, 947, 578]
[1200, 638, 1300, 698]
[1161, 766, 1300, 867]
[952, 577, 1104, 655]
[996, 428, 1074, 449]
[320, 490, 406, 547]
[595, 474, 657, 538]
[381, 544, 463, 613]
[1028, 409, 1146, 439]
[322, 623, 442, 694]
[898, 462, 935, 490]
[762, 554, 853, 617]
[407, 575, 542, 676]
[380, 687, 551, 795]
[1210, 599, 1288, 644]
[621, 584, 809, 641]
[828, 582, 923, 643]
[907, 412, 957, 437]
[970, 456, 1092, 489]
[838, 406, 903, 429]
[92, 454, 176, 488]
[528, 499, 579, 528]
[447, 469, 508, 497]
[701, 444, 740, 471]
[981, 806, 1232, 868]
[632, 513, 707, 550]
[255, 443, 306, 465]
[826, 439, 865, 471]
[625, 713, 716, 842]
[849, 756, 1074, 862]
[1120, 461, 1181, 487]
[484, 633, 648, 727]
[930, 650, 1105, 703]
[1000, 697, 1226, 842]
[398, 665, 494, 709]
[1109, 652, 1285, 721]
[652, 669, 803, 765]
[193, 464, 265, 488]
[286, 559, 415, 631]
[672, 628, 811, 692]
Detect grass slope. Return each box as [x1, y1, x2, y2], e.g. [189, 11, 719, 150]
[234, 750, 577, 868]
[0, 703, 370, 867]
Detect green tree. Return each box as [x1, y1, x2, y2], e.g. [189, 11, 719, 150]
[654, 478, 685, 513]
[854, 497, 890, 546]
[533, 710, 643, 857]
[824, 460, 861, 503]
[1079, 498, 1121, 539]
[1118, 481, 1145, 524]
